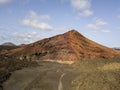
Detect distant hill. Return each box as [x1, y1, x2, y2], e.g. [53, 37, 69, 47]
[19, 44, 26, 46]
[6, 30, 120, 61]
[0, 42, 18, 55]
[1, 42, 16, 46]
[113, 48, 120, 51]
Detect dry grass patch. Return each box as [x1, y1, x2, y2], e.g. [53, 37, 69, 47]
[99, 63, 120, 71]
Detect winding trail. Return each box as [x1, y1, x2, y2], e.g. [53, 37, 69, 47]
[3, 62, 72, 90]
[58, 73, 66, 90]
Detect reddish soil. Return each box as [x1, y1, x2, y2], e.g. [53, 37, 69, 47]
[6, 30, 120, 61]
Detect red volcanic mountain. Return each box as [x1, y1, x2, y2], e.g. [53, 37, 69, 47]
[7, 30, 119, 61]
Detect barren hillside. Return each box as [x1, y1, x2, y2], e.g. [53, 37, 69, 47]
[6, 30, 120, 61]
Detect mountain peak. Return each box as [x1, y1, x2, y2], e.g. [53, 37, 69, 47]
[64, 29, 84, 38]
[65, 29, 80, 34]
[68, 29, 78, 32]
[7, 30, 120, 61]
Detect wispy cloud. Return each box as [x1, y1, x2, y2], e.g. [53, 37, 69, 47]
[21, 11, 53, 30]
[71, 0, 93, 17]
[71, 0, 90, 10]
[86, 18, 110, 32]
[78, 9, 93, 17]
[12, 31, 42, 44]
[86, 19, 108, 30]
[0, 26, 43, 44]
[0, 0, 11, 4]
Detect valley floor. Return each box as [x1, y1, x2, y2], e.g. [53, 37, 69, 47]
[3, 58, 120, 90]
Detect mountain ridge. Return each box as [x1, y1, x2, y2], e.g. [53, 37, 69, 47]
[6, 29, 120, 61]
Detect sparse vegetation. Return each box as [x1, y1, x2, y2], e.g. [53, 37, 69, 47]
[0, 55, 38, 89]
[2, 58, 120, 90]
[71, 58, 120, 90]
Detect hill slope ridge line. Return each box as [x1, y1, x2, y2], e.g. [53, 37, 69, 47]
[6, 29, 120, 61]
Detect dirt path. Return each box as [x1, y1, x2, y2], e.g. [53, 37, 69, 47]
[3, 62, 73, 90]
[3, 61, 80, 90]
[58, 73, 66, 90]
[3, 59, 120, 90]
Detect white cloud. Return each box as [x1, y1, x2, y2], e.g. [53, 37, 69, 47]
[21, 11, 53, 30]
[71, 0, 93, 17]
[0, 26, 43, 44]
[71, 0, 90, 10]
[12, 31, 42, 44]
[28, 11, 51, 20]
[0, 0, 10, 4]
[39, 15, 51, 20]
[78, 9, 93, 17]
[87, 19, 108, 30]
[22, 19, 53, 30]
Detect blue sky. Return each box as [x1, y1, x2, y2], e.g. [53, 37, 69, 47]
[0, 0, 120, 47]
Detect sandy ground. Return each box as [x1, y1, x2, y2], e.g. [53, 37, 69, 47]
[3, 61, 78, 90]
[3, 59, 120, 90]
